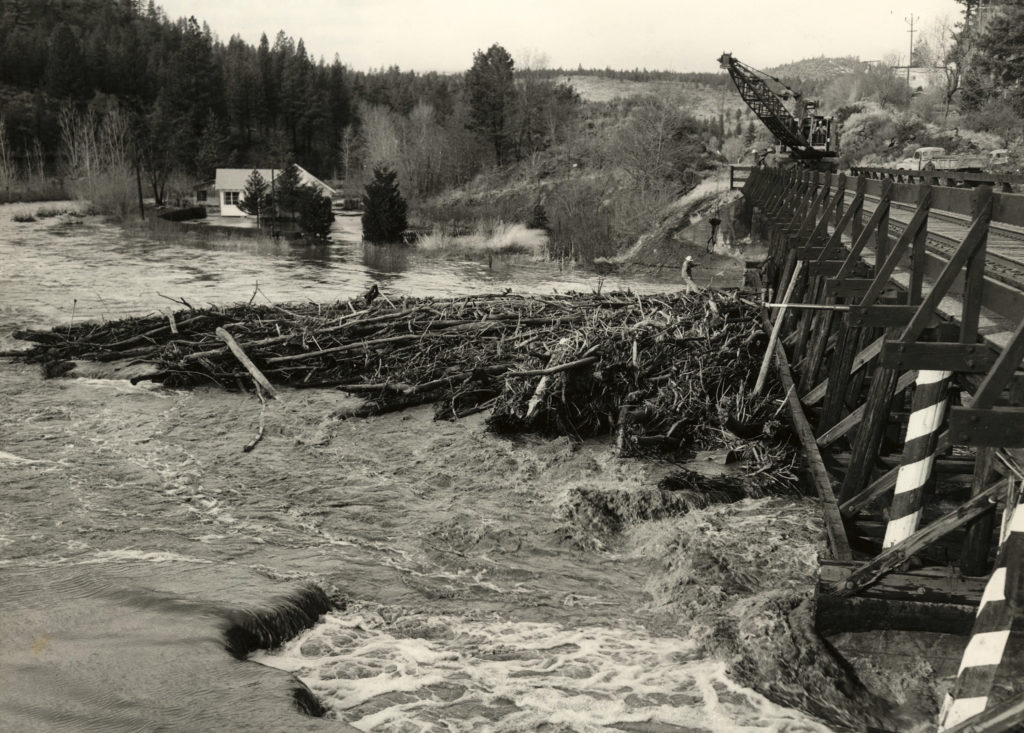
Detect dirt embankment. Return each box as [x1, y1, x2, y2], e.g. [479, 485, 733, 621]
[595, 171, 758, 288]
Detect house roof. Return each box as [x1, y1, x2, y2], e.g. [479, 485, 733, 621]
[214, 166, 335, 196]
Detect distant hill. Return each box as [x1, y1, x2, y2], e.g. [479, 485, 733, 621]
[766, 56, 869, 83]
[556, 75, 753, 122]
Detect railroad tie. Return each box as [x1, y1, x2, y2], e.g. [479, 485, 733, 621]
[938, 486, 1024, 730]
[883, 369, 952, 548]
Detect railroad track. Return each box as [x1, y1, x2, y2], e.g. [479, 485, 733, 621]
[855, 192, 1024, 290]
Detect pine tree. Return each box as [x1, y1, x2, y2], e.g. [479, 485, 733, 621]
[237, 169, 270, 227]
[361, 166, 407, 244]
[274, 160, 303, 220]
[297, 184, 333, 241]
[466, 44, 515, 165]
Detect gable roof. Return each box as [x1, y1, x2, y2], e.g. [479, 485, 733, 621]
[214, 166, 335, 196]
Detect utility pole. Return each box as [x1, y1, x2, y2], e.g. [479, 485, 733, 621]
[905, 13, 916, 84]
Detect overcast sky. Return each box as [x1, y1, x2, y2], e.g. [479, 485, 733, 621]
[156, 0, 964, 74]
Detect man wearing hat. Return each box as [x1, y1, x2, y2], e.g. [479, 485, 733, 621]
[681, 255, 699, 293]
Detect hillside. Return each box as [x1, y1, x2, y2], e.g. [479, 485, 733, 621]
[767, 56, 869, 83]
[561, 75, 750, 121]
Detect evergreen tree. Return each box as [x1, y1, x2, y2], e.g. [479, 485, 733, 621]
[963, 5, 1024, 115]
[297, 184, 333, 241]
[274, 160, 304, 220]
[466, 43, 515, 165]
[237, 169, 270, 227]
[361, 166, 407, 244]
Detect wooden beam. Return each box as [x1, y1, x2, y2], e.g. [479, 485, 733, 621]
[825, 481, 1001, 598]
[816, 369, 917, 448]
[880, 342, 998, 372]
[764, 309, 852, 561]
[819, 561, 986, 606]
[803, 335, 885, 406]
[949, 407, 1024, 447]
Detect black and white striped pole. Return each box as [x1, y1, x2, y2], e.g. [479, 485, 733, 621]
[939, 481, 1024, 730]
[883, 369, 951, 547]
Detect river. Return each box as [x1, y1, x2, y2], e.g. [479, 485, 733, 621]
[0, 203, 834, 732]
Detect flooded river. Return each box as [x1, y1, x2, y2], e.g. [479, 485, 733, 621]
[0, 204, 835, 732]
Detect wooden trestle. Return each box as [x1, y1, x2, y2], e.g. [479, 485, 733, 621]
[742, 166, 1024, 731]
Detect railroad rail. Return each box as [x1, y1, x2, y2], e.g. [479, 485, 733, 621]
[742, 166, 1024, 732]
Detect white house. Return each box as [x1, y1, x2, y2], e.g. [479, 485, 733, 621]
[214, 166, 336, 217]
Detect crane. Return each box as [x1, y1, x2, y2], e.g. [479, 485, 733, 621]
[718, 53, 837, 165]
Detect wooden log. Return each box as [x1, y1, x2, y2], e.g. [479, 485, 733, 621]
[755, 258, 804, 396]
[818, 561, 985, 607]
[767, 311, 853, 561]
[215, 327, 279, 400]
[826, 481, 1001, 598]
[527, 337, 573, 420]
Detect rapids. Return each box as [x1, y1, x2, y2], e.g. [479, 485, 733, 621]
[0, 202, 847, 731]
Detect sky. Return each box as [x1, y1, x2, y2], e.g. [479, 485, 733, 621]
[155, 0, 965, 74]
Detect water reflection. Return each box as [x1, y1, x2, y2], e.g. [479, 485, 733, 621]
[361, 241, 409, 275]
[0, 200, 710, 340]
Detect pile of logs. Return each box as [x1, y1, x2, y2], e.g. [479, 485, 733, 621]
[11, 288, 797, 489]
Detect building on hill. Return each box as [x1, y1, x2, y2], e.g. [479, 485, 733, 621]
[891, 65, 948, 92]
[214, 166, 335, 217]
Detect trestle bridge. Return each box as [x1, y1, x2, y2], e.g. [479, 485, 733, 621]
[739, 164, 1024, 732]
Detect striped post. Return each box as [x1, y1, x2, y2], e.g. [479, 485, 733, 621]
[939, 484, 1024, 730]
[882, 369, 952, 548]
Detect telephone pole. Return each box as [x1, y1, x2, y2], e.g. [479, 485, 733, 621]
[905, 13, 916, 83]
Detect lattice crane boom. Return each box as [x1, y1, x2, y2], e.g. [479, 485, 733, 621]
[718, 53, 835, 161]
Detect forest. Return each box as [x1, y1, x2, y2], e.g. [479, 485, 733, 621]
[0, 0, 732, 208]
[2, 0, 1022, 259]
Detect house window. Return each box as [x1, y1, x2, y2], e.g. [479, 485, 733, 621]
[196, 190, 207, 202]
[224, 191, 240, 206]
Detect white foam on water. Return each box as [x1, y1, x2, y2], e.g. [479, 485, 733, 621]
[0, 450, 53, 464]
[82, 549, 214, 564]
[254, 604, 831, 732]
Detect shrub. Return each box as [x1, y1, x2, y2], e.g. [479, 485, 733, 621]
[12, 212, 36, 222]
[362, 166, 408, 244]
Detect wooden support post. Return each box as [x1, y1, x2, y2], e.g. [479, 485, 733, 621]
[941, 693, 1024, 733]
[817, 369, 917, 448]
[837, 347, 902, 502]
[818, 315, 859, 433]
[961, 447, 997, 576]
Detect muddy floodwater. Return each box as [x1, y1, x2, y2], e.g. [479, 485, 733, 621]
[0, 204, 830, 732]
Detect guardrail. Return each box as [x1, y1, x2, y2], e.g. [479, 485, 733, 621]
[850, 165, 1024, 192]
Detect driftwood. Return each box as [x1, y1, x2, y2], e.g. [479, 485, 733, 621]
[13, 289, 799, 494]
[216, 327, 279, 400]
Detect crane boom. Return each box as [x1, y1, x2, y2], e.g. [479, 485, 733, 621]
[718, 53, 835, 161]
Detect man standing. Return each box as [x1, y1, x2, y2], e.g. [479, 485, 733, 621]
[681, 255, 699, 293]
